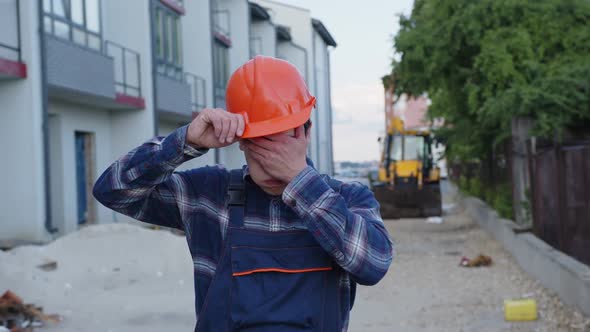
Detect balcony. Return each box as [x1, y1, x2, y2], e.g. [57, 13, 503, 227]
[0, 0, 27, 80]
[155, 73, 192, 121]
[45, 36, 145, 110]
[155, 68, 208, 123]
[104, 42, 146, 109]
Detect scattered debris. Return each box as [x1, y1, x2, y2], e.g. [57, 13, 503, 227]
[459, 254, 493, 267]
[426, 216, 443, 224]
[504, 298, 538, 321]
[36, 260, 57, 272]
[0, 290, 59, 331]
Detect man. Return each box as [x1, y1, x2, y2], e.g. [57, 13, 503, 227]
[94, 56, 393, 331]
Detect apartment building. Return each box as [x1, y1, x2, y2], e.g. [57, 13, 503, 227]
[0, 0, 336, 244]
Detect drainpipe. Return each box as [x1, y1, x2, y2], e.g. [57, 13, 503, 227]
[38, 0, 58, 234]
[326, 48, 334, 176]
[149, 0, 159, 136]
[209, 0, 220, 164]
[311, 32, 320, 171]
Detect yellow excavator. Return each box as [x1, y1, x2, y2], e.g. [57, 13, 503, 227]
[372, 116, 442, 219]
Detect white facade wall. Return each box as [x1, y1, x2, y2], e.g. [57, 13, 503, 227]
[312, 30, 334, 175]
[48, 101, 114, 235]
[0, 0, 48, 243]
[216, 0, 249, 170]
[250, 20, 276, 57]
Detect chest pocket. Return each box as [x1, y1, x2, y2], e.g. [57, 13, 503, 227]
[230, 244, 334, 331]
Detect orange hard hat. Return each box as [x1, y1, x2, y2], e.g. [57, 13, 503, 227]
[226, 55, 316, 138]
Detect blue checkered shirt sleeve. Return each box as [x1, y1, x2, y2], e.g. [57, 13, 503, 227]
[93, 125, 207, 230]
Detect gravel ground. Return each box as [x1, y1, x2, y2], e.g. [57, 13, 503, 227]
[349, 182, 590, 332]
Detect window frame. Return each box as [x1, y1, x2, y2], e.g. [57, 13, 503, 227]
[154, 3, 183, 80]
[212, 39, 229, 107]
[43, 0, 103, 51]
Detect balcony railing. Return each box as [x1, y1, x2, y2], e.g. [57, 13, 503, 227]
[185, 73, 207, 113]
[0, 0, 22, 62]
[105, 41, 142, 97]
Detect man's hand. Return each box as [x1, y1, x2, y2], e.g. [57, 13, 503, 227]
[186, 108, 245, 148]
[241, 125, 309, 183]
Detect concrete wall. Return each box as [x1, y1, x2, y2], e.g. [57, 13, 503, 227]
[250, 20, 276, 57]
[0, 0, 48, 243]
[460, 192, 590, 317]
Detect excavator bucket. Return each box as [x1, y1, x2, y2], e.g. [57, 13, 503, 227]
[373, 183, 442, 219]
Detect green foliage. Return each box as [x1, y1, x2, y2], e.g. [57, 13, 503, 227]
[458, 176, 513, 219]
[392, 0, 590, 160]
[490, 184, 513, 219]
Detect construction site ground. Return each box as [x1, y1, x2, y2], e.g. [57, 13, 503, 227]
[0, 182, 588, 331]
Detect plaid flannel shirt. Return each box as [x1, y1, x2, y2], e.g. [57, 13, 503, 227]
[93, 125, 394, 331]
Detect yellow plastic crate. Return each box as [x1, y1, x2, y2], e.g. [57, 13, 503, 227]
[504, 299, 538, 321]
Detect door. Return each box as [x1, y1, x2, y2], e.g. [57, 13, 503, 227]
[75, 132, 95, 225]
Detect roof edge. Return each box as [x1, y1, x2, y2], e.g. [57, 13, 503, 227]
[312, 18, 337, 47]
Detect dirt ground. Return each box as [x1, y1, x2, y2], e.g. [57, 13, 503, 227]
[1, 182, 589, 331]
[349, 182, 590, 332]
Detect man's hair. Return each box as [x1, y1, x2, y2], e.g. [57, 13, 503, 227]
[304, 120, 311, 134]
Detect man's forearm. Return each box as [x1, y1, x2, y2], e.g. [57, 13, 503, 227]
[93, 125, 207, 228]
[282, 166, 394, 285]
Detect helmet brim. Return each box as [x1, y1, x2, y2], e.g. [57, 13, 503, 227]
[240, 103, 313, 139]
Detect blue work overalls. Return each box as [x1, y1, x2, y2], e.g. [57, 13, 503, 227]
[195, 170, 344, 331]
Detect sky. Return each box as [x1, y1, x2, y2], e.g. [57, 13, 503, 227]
[282, 0, 415, 162]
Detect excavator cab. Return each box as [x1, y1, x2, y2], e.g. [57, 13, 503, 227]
[373, 117, 442, 219]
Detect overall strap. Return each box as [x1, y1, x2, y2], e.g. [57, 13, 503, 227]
[227, 169, 245, 228]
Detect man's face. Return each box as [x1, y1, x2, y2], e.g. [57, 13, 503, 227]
[241, 127, 308, 196]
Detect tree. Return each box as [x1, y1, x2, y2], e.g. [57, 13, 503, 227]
[392, 0, 590, 161]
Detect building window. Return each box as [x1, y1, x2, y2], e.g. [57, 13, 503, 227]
[212, 40, 229, 108]
[154, 4, 183, 80]
[43, 0, 102, 50]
